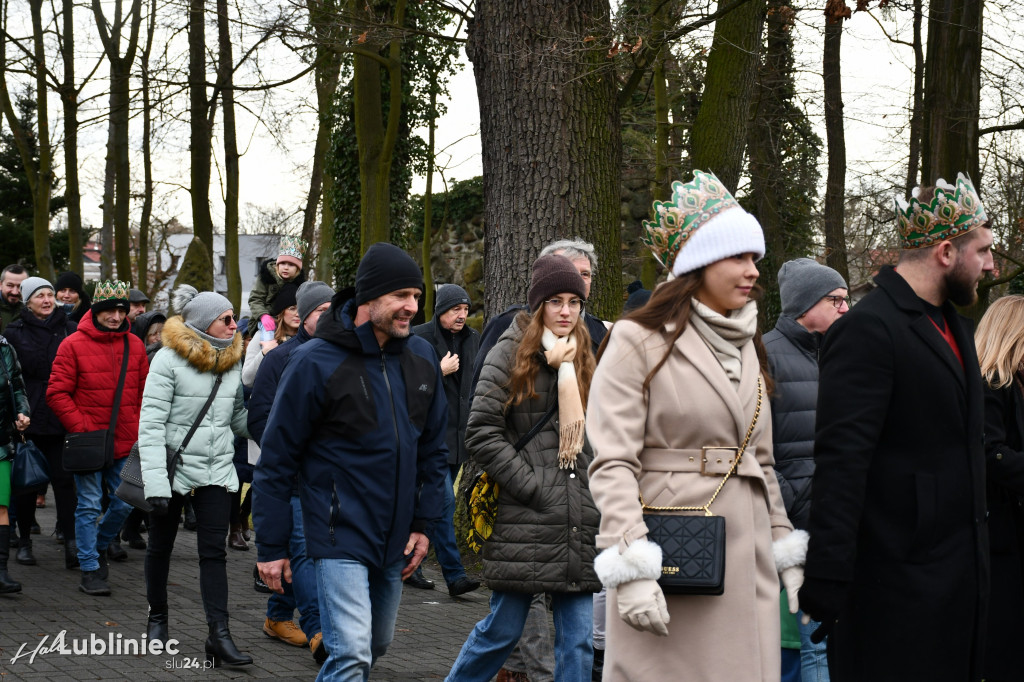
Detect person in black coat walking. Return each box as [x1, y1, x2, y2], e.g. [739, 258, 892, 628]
[975, 295, 1024, 682]
[409, 284, 481, 596]
[801, 174, 994, 682]
[3, 277, 79, 569]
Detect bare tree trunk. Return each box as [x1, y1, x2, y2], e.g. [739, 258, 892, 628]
[138, 0, 156, 293]
[468, 0, 622, 319]
[353, 0, 405, 251]
[217, 0, 240, 308]
[1, 0, 57, 279]
[691, 0, 766, 191]
[421, 75, 437, 319]
[100, 116, 115, 279]
[60, 0, 84, 275]
[905, 0, 924, 195]
[190, 0, 214, 255]
[822, 11, 849, 282]
[921, 0, 983, 184]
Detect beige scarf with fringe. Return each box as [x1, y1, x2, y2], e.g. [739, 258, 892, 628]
[541, 328, 585, 469]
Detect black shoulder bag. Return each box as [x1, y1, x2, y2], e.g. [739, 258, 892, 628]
[62, 336, 130, 473]
[0, 346, 50, 488]
[116, 374, 224, 512]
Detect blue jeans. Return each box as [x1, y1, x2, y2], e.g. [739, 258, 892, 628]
[446, 591, 593, 682]
[799, 609, 831, 682]
[74, 458, 132, 572]
[267, 495, 321, 638]
[315, 558, 404, 682]
[425, 470, 466, 584]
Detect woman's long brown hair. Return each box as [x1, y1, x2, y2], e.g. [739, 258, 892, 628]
[596, 269, 773, 398]
[505, 308, 596, 410]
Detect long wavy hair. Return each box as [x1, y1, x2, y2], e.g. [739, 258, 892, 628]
[976, 295, 1024, 389]
[597, 269, 773, 398]
[505, 307, 596, 410]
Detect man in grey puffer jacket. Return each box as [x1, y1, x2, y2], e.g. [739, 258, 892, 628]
[764, 257, 848, 682]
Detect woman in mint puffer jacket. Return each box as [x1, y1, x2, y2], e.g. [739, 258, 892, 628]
[138, 285, 252, 668]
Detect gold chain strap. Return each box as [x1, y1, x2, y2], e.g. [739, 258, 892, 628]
[640, 376, 763, 517]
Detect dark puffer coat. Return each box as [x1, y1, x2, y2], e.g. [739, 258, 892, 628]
[3, 307, 77, 437]
[763, 314, 820, 529]
[467, 314, 600, 594]
[0, 338, 29, 457]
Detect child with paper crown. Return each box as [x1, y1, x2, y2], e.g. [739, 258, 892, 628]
[248, 236, 308, 341]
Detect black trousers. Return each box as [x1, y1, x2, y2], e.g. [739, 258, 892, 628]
[145, 486, 231, 624]
[12, 434, 76, 542]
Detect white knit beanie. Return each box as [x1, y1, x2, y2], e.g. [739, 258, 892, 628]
[671, 208, 765, 276]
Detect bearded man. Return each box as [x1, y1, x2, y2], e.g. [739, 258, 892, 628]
[800, 175, 993, 682]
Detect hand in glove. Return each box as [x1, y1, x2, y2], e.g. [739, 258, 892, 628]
[147, 497, 170, 517]
[616, 578, 670, 636]
[798, 576, 849, 643]
[780, 565, 804, 614]
[260, 314, 277, 332]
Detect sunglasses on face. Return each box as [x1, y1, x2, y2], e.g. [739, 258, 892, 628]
[216, 314, 237, 326]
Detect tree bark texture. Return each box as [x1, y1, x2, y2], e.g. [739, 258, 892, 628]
[822, 18, 848, 283]
[217, 0, 241, 309]
[691, 0, 766, 192]
[138, 0, 156, 294]
[905, 0, 924, 195]
[467, 0, 622, 320]
[920, 0, 983, 184]
[190, 0, 214, 255]
[60, 0, 84, 276]
[353, 0, 405, 252]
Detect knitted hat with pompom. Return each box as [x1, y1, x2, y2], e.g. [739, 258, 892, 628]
[172, 284, 233, 333]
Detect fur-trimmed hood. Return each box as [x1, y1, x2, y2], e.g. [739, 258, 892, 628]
[259, 259, 307, 287]
[161, 315, 244, 373]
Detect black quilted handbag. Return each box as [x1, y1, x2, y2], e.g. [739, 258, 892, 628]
[639, 377, 762, 596]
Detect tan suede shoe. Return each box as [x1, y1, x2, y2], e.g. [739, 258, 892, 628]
[263, 618, 308, 647]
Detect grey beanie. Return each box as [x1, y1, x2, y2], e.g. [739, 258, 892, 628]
[434, 284, 470, 317]
[778, 258, 848, 318]
[297, 281, 335, 322]
[171, 284, 233, 332]
[21, 277, 54, 303]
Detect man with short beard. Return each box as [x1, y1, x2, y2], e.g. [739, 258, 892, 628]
[0, 265, 28, 333]
[801, 175, 994, 682]
[254, 243, 449, 681]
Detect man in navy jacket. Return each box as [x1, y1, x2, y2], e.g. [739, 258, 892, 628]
[254, 243, 449, 681]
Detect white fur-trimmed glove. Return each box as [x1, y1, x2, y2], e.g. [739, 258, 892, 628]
[616, 578, 670, 636]
[774, 529, 810, 615]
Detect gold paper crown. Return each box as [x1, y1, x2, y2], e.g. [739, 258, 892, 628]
[895, 173, 988, 249]
[641, 170, 742, 270]
[279, 236, 307, 259]
[93, 279, 131, 302]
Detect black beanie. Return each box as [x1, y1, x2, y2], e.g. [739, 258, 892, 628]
[434, 283, 471, 317]
[355, 243, 423, 305]
[528, 254, 587, 312]
[55, 271, 84, 295]
[271, 282, 299, 316]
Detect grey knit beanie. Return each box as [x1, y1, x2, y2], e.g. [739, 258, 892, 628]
[21, 277, 54, 303]
[172, 284, 233, 332]
[297, 281, 335, 322]
[778, 258, 848, 318]
[528, 254, 587, 312]
[434, 284, 471, 317]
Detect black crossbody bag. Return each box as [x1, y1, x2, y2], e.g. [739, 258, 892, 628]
[62, 336, 130, 473]
[116, 374, 224, 511]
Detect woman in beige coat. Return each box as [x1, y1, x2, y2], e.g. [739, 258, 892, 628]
[587, 171, 807, 681]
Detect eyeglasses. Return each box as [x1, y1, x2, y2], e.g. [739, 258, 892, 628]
[823, 295, 850, 310]
[216, 314, 237, 325]
[544, 298, 585, 312]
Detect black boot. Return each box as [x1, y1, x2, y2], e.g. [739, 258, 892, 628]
[16, 539, 36, 566]
[65, 539, 79, 569]
[205, 621, 253, 667]
[147, 606, 169, 644]
[0, 526, 22, 593]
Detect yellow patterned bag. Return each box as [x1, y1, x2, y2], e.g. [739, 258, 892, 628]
[467, 472, 499, 553]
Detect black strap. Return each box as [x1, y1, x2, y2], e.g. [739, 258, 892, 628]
[513, 401, 558, 452]
[107, 336, 131, 434]
[175, 374, 223, 455]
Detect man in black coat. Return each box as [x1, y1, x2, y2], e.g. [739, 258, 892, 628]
[408, 284, 481, 596]
[801, 174, 994, 682]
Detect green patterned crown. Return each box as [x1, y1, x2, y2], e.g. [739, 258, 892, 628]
[895, 173, 988, 249]
[278, 235, 307, 260]
[641, 170, 742, 270]
[93, 280, 130, 302]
